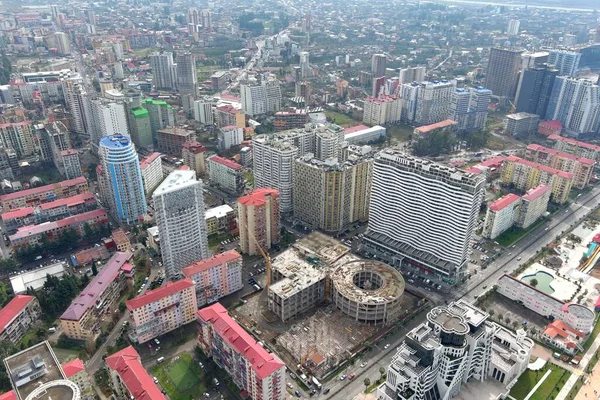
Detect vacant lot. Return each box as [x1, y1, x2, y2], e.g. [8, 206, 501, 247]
[324, 110, 361, 128]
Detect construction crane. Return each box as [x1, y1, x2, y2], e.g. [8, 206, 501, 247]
[240, 219, 272, 293]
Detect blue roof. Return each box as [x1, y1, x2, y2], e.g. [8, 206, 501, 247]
[100, 134, 132, 149]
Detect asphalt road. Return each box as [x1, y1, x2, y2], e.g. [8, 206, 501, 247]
[322, 186, 600, 400]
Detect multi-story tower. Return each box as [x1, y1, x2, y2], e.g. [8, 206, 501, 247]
[182, 141, 206, 176]
[545, 77, 600, 137]
[398, 66, 426, 85]
[53, 32, 71, 54]
[507, 19, 520, 35]
[470, 87, 492, 130]
[299, 51, 310, 78]
[238, 188, 280, 255]
[515, 64, 559, 117]
[176, 52, 197, 117]
[448, 87, 491, 132]
[240, 79, 282, 116]
[485, 48, 522, 99]
[89, 99, 129, 150]
[363, 95, 402, 125]
[98, 134, 146, 224]
[153, 169, 209, 279]
[364, 150, 484, 287]
[140, 152, 163, 196]
[142, 99, 176, 142]
[371, 54, 387, 77]
[200, 9, 211, 28]
[62, 75, 91, 135]
[377, 300, 533, 400]
[399, 82, 420, 123]
[197, 303, 286, 400]
[149, 51, 177, 90]
[548, 49, 581, 76]
[415, 80, 457, 125]
[293, 153, 373, 234]
[549, 134, 600, 162]
[0, 121, 36, 158]
[525, 144, 594, 189]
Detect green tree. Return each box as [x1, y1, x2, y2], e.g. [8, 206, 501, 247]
[119, 301, 127, 313]
[379, 366, 385, 379]
[364, 378, 371, 390]
[91, 263, 98, 276]
[530, 278, 538, 287]
[0, 341, 17, 390]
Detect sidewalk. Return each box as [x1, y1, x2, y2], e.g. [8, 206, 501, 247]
[555, 329, 600, 400]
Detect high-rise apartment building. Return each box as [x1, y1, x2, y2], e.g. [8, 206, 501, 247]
[240, 79, 282, 116]
[53, 32, 71, 54]
[98, 134, 146, 224]
[62, 76, 91, 135]
[182, 141, 206, 176]
[548, 49, 581, 76]
[294, 152, 373, 234]
[415, 80, 457, 125]
[448, 87, 491, 132]
[176, 52, 197, 116]
[525, 144, 594, 189]
[149, 51, 177, 90]
[61, 150, 83, 180]
[153, 169, 209, 279]
[514, 64, 559, 116]
[139, 152, 163, 196]
[238, 188, 280, 256]
[364, 150, 484, 287]
[507, 19, 520, 35]
[546, 76, 600, 137]
[182, 250, 243, 306]
[126, 278, 197, 343]
[106, 346, 166, 400]
[485, 48, 522, 99]
[299, 51, 310, 78]
[398, 66, 426, 85]
[89, 99, 129, 150]
[0, 121, 35, 158]
[371, 54, 387, 78]
[363, 95, 402, 125]
[157, 126, 195, 157]
[207, 155, 244, 194]
[549, 134, 600, 162]
[197, 303, 286, 400]
[218, 125, 243, 151]
[377, 300, 533, 400]
[125, 89, 153, 149]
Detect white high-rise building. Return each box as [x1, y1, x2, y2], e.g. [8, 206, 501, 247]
[149, 52, 177, 90]
[62, 75, 91, 135]
[98, 134, 147, 224]
[546, 76, 600, 137]
[240, 79, 282, 116]
[363, 95, 402, 125]
[398, 66, 426, 85]
[153, 169, 210, 280]
[89, 99, 129, 150]
[299, 52, 310, 78]
[377, 300, 533, 400]
[371, 54, 387, 77]
[53, 32, 71, 54]
[399, 82, 420, 123]
[193, 99, 215, 124]
[364, 150, 484, 287]
[548, 49, 581, 76]
[415, 80, 457, 125]
[449, 87, 491, 132]
[507, 19, 521, 35]
[176, 53, 197, 116]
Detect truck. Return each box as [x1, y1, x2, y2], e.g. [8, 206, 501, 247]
[311, 377, 321, 390]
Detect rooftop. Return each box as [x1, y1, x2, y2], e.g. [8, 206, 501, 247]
[153, 170, 198, 196]
[506, 112, 539, 121]
[38, 192, 95, 211]
[527, 144, 595, 165]
[9, 262, 66, 294]
[522, 185, 551, 202]
[182, 141, 206, 153]
[99, 134, 134, 150]
[157, 126, 194, 137]
[415, 119, 457, 134]
[548, 134, 600, 152]
[0, 295, 36, 335]
[506, 155, 575, 179]
[197, 303, 285, 380]
[0, 176, 87, 202]
[238, 188, 279, 207]
[105, 346, 166, 400]
[489, 193, 521, 212]
[140, 152, 161, 169]
[208, 155, 242, 171]
[427, 307, 469, 335]
[127, 278, 194, 310]
[205, 204, 234, 220]
[10, 209, 107, 241]
[60, 252, 132, 321]
[61, 358, 85, 378]
[182, 250, 242, 277]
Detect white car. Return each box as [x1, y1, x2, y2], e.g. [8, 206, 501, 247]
[154, 338, 160, 345]
[384, 344, 390, 349]
[360, 362, 367, 367]
[287, 383, 294, 389]
[339, 374, 347, 381]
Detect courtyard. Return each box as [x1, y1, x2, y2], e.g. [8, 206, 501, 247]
[151, 353, 207, 400]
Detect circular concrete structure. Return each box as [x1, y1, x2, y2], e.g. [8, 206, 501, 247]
[330, 260, 405, 324]
[26, 379, 81, 400]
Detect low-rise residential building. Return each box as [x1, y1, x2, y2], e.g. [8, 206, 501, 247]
[218, 125, 243, 151]
[362, 95, 402, 125]
[482, 194, 521, 239]
[538, 120, 563, 136]
[238, 188, 280, 256]
[197, 303, 286, 400]
[105, 346, 166, 400]
[208, 155, 243, 194]
[211, 71, 229, 91]
[157, 126, 194, 157]
[517, 185, 552, 228]
[147, 226, 160, 254]
[504, 112, 540, 137]
[0, 295, 41, 343]
[498, 274, 595, 333]
[9, 209, 108, 250]
[274, 110, 309, 131]
[111, 229, 131, 252]
[377, 299, 533, 400]
[127, 278, 197, 343]
[413, 119, 458, 139]
[140, 152, 163, 196]
[62, 358, 92, 396]
[549, 134, 600, 162]
[525, 144, 595, 189]
[214, 104, 245, 128]
[205, 204, 236, 235]
[182, 250, 243, 307]
[60, 252, 133, 340]
[1, 192, 97, 234]
[0, 176, 88, 211]
[542, 320, 585, 355]
[182, 141, 206, 176]
[501, 155, 574, 204]
[343, 125, 386, 145]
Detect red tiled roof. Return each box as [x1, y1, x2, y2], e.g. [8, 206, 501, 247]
[543, 320, 585, 339]
[61, 358, 85, 378]
[522, 185, 551, 202]
[140, 152, 161, 170]
[415, 119, 457, 134]
[10, 209, 108, 241]
[0, 390, 15, 400]
[238, 188, 279, 208]
[197, 303, 285, 380]
[344, 125, 370, 135]
[465, 167, 483, 174]
[126, 278, 194, 310]
[1, 207, 34, 221]
[548, 134, 600, 152]
[61, 252, 132, 321]
[60, 149, 78, 156]
[539, 120, 563, 129]
[105, 346, 166, 400]
[182, 250, 242, 277]
[479, 156, 506, 168]
[208, 155, 242, 171]
[39, 192, 95, 211]
[0, 176, 87, 202]
[489, 193, 521, 212]
[0, 295, 35, 335]
[364, 94, 398, 104]
[506, 155, 575, 179]
[527, 144, 595, 165]
[182, 141, 206, 153]
[0, 121, 29, 129]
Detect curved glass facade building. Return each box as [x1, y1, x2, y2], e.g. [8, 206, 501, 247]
[99, 134, 147, 224]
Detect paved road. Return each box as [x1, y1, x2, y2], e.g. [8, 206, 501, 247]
[324, 187, 600, 400]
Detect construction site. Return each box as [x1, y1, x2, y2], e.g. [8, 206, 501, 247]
[233, 232, 421, 379]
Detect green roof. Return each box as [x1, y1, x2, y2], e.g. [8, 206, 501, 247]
[131, 107, 149, 118]
[142, 99, 169, 106]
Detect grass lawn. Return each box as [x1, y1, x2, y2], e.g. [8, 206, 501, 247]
[243, 170, 255, 186]
[582, 317, 600, 352]
[486, 134, 514, 151]
[497, 218, 546, 247]
[509, 364, 569, 400]
[387, 124, 414, 143]
[324, 110, 361, 128]
[151, 353, 207, 400]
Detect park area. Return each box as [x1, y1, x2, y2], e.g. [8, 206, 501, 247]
[151, 353, 207, 400]
[508, 363, 569, 400]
